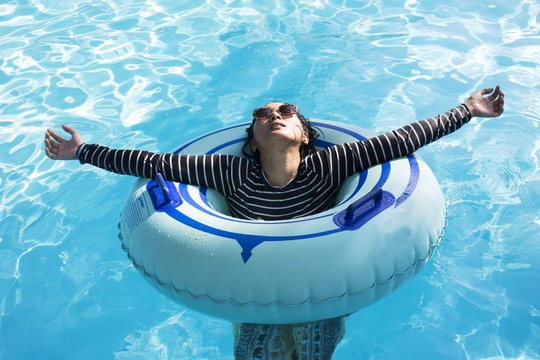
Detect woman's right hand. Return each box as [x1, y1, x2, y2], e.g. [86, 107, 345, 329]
[45, 125, 84, 160]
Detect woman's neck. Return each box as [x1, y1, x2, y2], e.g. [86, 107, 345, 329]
[259, 150, 301, 187]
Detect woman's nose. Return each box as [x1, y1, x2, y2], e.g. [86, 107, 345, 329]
[269, 111, 282, 121]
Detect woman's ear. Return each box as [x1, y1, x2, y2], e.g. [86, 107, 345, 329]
[250, 140, 257, 153]
[302, 133, 309, 144]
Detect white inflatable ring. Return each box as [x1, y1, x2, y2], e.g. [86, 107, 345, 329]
[119, 120, 447, 324]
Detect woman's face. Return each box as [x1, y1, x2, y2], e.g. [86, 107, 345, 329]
[250, 102, 308, 156]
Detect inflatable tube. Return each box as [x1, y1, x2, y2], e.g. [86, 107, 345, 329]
[119, 120, 447, 324]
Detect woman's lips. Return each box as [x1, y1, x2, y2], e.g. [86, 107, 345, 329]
[270, 122, 286, 130]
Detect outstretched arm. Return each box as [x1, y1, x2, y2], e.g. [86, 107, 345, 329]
[43, 125, 243, 197]
[366, 86, 504, 163]
[326, 86, 505, 179]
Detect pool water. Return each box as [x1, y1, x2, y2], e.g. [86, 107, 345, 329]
[1, 0, 539, 359]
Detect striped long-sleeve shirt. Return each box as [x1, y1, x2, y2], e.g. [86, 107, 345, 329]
[78, 104, 471, 220]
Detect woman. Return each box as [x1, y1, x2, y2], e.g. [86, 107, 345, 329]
[45, 86, 504, 359]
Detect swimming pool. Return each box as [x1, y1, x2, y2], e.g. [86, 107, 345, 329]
[1, 0, 538, 358]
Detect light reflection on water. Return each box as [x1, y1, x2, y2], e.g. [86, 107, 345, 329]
[0, 0, 539, 359]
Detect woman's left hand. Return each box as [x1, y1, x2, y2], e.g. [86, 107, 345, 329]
[464, 86, 504, 118]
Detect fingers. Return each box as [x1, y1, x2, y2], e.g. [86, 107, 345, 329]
[486, 87, 504, 116]
[62, 124, 75, 135]
[44, 136, 58, 159]
[45, 132, 61, 158]
[498, 90, 504, 104]
[479, 88, 493, 96]
[495, 91, 505, 115]
[44, 146, 56, 159]
[486, 85, 501, 101]
[44, 133, 56, 150]
[44, 134, 59, 151]
[47, 128, 67, 143]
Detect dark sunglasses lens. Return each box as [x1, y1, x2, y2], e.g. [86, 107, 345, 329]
[253, 108, 272, 118]
[279, 105, 297, 116]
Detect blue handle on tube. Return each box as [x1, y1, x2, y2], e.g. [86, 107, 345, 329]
[333, 187, 395, 230]
[146, 173, 182, 212]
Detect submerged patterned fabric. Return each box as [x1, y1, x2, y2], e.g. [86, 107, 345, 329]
[78, 105, 470, 221]
[233, 317, 346, 360]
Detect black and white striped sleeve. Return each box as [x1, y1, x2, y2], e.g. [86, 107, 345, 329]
[359, 104, 472, 167]
[315, 104, 472, 181]
[77, 146, 247, 196]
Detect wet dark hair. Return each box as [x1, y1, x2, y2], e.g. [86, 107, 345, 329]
[241, 111, 320, 159]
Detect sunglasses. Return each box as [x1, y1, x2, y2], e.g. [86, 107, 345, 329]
[252, 104, 299, 120]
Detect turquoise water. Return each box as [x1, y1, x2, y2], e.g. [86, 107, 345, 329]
[1, 0, 539, 358]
